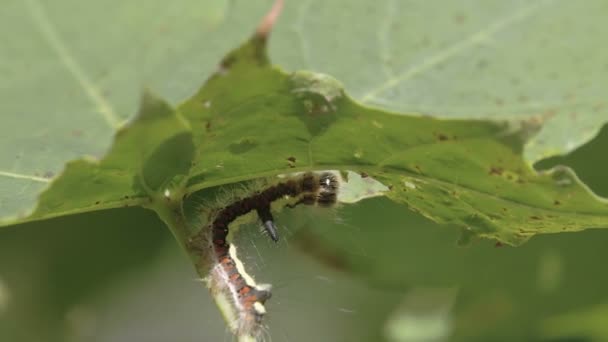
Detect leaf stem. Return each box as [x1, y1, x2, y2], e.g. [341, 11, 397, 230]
[149, 193, 255, 341]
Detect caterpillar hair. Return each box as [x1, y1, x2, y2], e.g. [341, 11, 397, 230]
[192, 171, 341, 339]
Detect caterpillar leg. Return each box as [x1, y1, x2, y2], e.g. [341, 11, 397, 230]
[256, 205, 279, 242]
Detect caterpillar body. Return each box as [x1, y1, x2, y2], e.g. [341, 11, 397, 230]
[194, 171, 340, 339]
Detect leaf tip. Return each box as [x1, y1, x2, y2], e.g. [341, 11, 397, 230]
[134, 89, 175, 122]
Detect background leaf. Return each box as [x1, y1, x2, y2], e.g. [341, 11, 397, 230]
[268, 0, 608, 163]
[0, 0, 273, 222]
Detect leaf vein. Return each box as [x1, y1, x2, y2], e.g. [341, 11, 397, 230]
[377, 0, 397, 78]
[0, 171, 50, 183]
[360, 0, 555, 102]
[24, 0, 122, 129]
[293, 0, 314, 68]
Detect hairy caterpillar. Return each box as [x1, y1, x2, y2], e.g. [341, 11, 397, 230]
[191, 171, 340, 339]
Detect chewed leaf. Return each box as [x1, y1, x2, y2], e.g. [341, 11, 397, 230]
[178, 37, 608, 245]
[5, 92, 193, 225]
[4, 9, 608, 245]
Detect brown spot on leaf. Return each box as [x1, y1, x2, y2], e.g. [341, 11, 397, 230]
[495, 241, 504, 248]
[530, 215, 542, 220]
[205, 121, 212, 132]
[287, 156, 296, 168]
[219, 55, 236, 70]
[360, 172, 369, 178]
[489, 167, 504, 176]
[553, 200, 561, 206]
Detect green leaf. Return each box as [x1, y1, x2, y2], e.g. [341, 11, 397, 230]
[0, 0, 274, 222]
[268, 0, 608, 164]
[6, 29, 608, 246]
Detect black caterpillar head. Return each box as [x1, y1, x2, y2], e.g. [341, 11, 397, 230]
[317, 172, 339, 207]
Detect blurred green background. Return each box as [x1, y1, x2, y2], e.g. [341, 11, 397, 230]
[1, 125, 606, 341]
[3, 0, 608, 340]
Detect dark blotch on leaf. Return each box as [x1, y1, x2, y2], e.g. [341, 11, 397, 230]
[220, 54, 237, 70]
[554, 200, 561, 205]
[489, 167, 504, 176]
[530, 216, 542, 220]
[141, 132, 195, 191]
